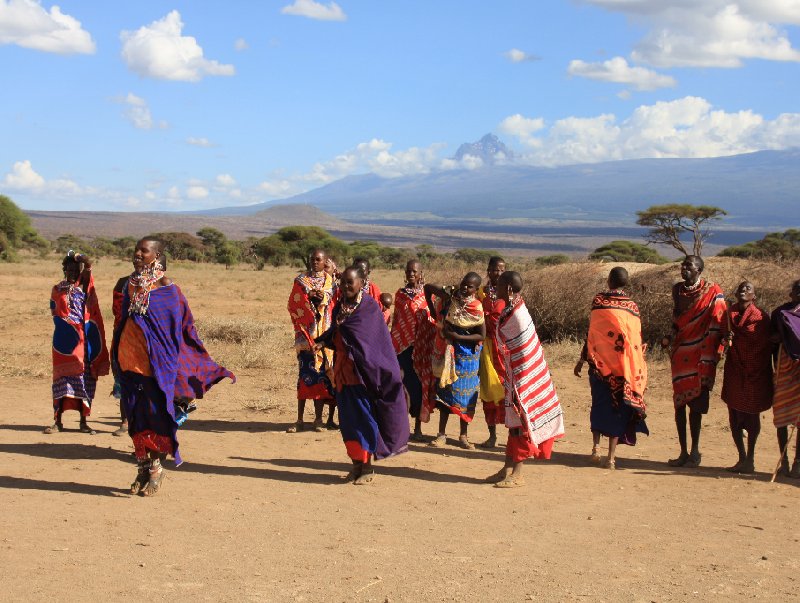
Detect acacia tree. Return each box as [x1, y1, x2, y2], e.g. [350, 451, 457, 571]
[636, 204, 727, 256]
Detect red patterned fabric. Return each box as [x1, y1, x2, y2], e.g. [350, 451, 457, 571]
[670, 280, 726, 407]
[721, 303, 773, 413]
[51, 273, 110, 381]
[390, 287, 429, 354]
[586, 291, 647, 412]
[132, 429, 174, 459]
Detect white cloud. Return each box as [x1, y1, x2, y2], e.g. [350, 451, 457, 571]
[3, 159, 44, 188]
[116, 93, 167, 130]
[583, 0, 800, 68]
[234, 37, 248, 51]
[0, 0, 95, 54]
[186, 185, 209, 199]
[568, 56, 676, 90]
[215, 174, 236, 187]
[498, 114, 545, 148]
[500, 96, 800, 166]
[120, 10, 235, 81]
[504, 48, 540, 63]
[2, 159, 83, 195]
[281, 0, 346, 21]
[186, 136, 215, 147]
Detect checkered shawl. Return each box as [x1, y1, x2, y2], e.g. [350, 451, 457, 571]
[115, 283, 234, 407]
[390, 287, 428, 354]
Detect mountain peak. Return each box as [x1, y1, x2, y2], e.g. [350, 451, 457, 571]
[453, 133, 513, 165]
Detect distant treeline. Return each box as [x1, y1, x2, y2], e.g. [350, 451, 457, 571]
[2, 193, 798, 266]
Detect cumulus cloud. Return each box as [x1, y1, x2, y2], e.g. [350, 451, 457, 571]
[186, 136, 215, 147]
[281, 0, 346, 21]
[120, 10, 235, 81]
[0, 0, 95, 54]
[583, 0, 800, 68]
[186, 185, 209, 199]
[115, 93, 167, 130]
[215, 174, 236, 187]
[498, 114, 546, 148]
[499, 96, 800, 166]
[568, 56, 676, 90]
[2, 159, 83, 195]
[503, 48, 541, 63]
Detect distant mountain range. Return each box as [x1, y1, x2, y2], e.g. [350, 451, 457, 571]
[202, 147, 800, 230]
[453, 133, 513, 164]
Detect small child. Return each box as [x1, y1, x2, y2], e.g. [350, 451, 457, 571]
[380, 292, 393, 327]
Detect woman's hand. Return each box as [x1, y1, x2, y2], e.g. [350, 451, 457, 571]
[573, 359, 584, 377]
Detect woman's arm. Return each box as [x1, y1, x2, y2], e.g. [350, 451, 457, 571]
[443, 320, 485, 342]
[424, 283, 446, 320]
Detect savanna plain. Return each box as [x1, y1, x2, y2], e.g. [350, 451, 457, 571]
[1, 257, 798, 602]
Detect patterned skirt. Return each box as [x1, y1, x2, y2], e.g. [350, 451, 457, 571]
[437, 341, 481, 419]
[773, 346, 800, 428]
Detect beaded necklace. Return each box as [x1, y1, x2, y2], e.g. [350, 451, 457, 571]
[337, 290, 363, 325]
[449, 292, 476, 322]
[128, 260, 165, 316]
[401, 282, 423, 298]
[485, 282, 498, 302]
[679, 278, 704, 297]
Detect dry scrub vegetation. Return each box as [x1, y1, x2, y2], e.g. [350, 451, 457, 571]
[3, 255, 797, 392]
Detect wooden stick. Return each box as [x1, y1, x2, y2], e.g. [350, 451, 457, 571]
[770, 423, 796, 483]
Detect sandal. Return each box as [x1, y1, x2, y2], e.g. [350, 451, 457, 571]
[458, 435, 475, 450]
[589, 448, 602, 465]
[601, 458, 616, 470]
[142, 461, 165, 497]
[79, 422, 96, 435]
[477, 438, 497, 449]
[668, 452, 689, 467]
[494, 476, 525, 488]
[286, 421, 304, 433]
[130, 460, 150, 495]
[112, 423, 128, 437]
[43, 422, 63, 434]
[353, 470, 375, 485]
[484, 469, 509, 483]
[325, 421, 339, 430]
[313, 419, 324, 433]
[684, 452, 702, 468]
[410, 432, 427, 443]
[428, 434, 447, 448]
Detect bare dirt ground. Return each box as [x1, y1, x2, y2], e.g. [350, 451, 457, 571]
[1, 259, 798, 602]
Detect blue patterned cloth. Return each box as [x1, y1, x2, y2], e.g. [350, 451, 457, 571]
[437, 338, 481, 416]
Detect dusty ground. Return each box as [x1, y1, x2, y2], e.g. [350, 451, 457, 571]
[1, 259, 798, 602]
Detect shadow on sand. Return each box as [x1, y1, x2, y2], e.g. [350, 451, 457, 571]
[0, 475, 129, 497]
[0, 442, 131, 462]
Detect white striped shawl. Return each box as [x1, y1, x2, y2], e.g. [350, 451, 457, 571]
[496, 298, 565, 445]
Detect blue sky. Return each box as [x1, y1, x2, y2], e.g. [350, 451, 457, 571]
[2, 0, 799, 211]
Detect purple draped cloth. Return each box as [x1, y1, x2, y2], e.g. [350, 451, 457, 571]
[332, 295, 409, 459]
[115, 284, 235, 420]
[773, 302, 800, 360]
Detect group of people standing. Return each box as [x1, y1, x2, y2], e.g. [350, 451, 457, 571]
[289, 251, 800, 484]
[288, 252, 565, 486]
[45, 241, 800, 496]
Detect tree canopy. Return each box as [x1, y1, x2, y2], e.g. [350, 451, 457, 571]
[718, 229, 800, 262]
[590, 240, 669, 264]
[636, 204, 726, 257]
[0, 194, 48, 261]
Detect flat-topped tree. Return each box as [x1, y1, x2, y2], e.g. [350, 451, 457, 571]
[636, 204, 727, 257]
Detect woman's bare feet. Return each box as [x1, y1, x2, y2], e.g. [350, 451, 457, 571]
[494, 476, 525, 488]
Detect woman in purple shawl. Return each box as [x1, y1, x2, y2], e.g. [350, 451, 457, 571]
[113, 238, 235, 496]
[771, 279, 800, 478]
[316, 266, 409, 485]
